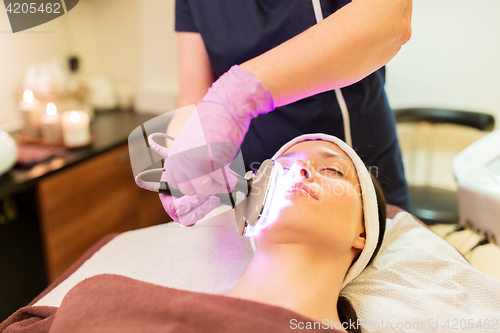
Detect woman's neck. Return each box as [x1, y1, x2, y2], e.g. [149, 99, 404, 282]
[226, 243, 348, 328]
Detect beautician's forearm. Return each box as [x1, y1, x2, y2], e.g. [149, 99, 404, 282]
[240, 0, 412, 107]
[166, 32, 214, 147]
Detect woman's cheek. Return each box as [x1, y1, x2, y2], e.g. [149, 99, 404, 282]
[321, 183, 360, 213]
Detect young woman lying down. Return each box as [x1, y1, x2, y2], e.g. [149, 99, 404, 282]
[0, 134, 386, 333]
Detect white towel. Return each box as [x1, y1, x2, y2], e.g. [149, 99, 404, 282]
[342, 212, 500, 332]
[35, 207, 252, 307]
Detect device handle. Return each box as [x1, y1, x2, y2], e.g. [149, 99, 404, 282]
[159, 175, 250, 208]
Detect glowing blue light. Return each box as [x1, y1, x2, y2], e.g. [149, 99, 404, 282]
[245, 161, 289, 236]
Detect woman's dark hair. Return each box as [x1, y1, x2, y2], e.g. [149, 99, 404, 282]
[367, 173, 387, 266]
[337, 173, 386, 333]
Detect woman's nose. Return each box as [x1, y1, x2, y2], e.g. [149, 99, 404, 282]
[290, 160, 314, 182]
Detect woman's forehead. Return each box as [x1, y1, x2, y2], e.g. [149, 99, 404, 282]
[279, 140, 352, 163]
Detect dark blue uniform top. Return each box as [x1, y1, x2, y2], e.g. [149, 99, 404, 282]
[175, 0, 409, 210]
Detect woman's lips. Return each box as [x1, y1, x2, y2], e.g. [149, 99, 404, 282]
[286, 183, 319, 200]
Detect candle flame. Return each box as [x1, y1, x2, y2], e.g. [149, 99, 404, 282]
[70, 111, 81, 123]
[46, 103, 57, 116]
[23, 89, 34, 103]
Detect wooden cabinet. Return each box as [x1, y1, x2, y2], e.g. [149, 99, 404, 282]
[37, 144, 170, 282]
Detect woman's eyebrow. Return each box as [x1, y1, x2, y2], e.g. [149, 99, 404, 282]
[276, 152, 297, 159]
[276, 150, 349, 161]
[319, 150, 349, 162]
[319, 150, 355, 178]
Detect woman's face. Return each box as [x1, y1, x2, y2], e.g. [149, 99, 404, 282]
[256, 140, 365, 256]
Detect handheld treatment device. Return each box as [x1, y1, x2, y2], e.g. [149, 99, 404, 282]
[133, 133, 284, 236]
[131, 0, 353, 238]
[235, 159, 284, 236]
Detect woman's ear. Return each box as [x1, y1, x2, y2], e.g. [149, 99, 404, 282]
[353, 230, 366, 250]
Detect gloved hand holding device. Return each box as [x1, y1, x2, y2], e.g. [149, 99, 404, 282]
[148, 136, 220, 227]
[164, 65, 275, 198]
[158, 180, 220, 227]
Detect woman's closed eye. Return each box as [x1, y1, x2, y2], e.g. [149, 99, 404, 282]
[319, 167, 344, 177]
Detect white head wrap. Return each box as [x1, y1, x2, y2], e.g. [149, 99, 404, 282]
[270, 133, 380, 288]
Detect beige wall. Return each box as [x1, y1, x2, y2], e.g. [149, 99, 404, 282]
[386, 0, 500, 126]
[136, 0, 179, 114]
[81, 0, 142, 91]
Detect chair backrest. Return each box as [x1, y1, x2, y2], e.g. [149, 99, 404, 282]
[394, 108, 495, 189]
[395, 108, 495, 131]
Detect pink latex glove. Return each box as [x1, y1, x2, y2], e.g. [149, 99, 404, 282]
[159, 180, 220, 227]
[149, 136, 220, 227]
[165, 65, 275, 196]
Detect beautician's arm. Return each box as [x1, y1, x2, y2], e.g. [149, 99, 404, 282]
[168, 0, 412, 136]
[166, 32, 214, 145]
[240, 0, 412, 107]
[177, 32, 214, 107]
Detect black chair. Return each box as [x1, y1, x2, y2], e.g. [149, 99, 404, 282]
[394, 108, 495, 225]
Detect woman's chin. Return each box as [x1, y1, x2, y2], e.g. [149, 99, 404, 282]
[262, 206, 309, 230]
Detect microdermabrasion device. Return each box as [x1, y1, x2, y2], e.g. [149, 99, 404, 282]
[134, 133, 284, 236]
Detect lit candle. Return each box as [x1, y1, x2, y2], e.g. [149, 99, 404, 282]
[41, 103, 62, 143]
[61, 110, 90, 147]
[19, 89, 40, 137]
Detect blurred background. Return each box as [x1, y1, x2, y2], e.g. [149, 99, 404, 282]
[1, 0, 179, 124]
[1, 0, 499, 322]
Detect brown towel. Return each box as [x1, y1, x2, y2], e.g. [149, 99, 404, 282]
[1, 274, 341, 332]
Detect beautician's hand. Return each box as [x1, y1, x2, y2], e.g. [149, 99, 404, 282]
[165, 65, 275, 196]
[159, 192, 220, 227]
[149, 137, 220, 226]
